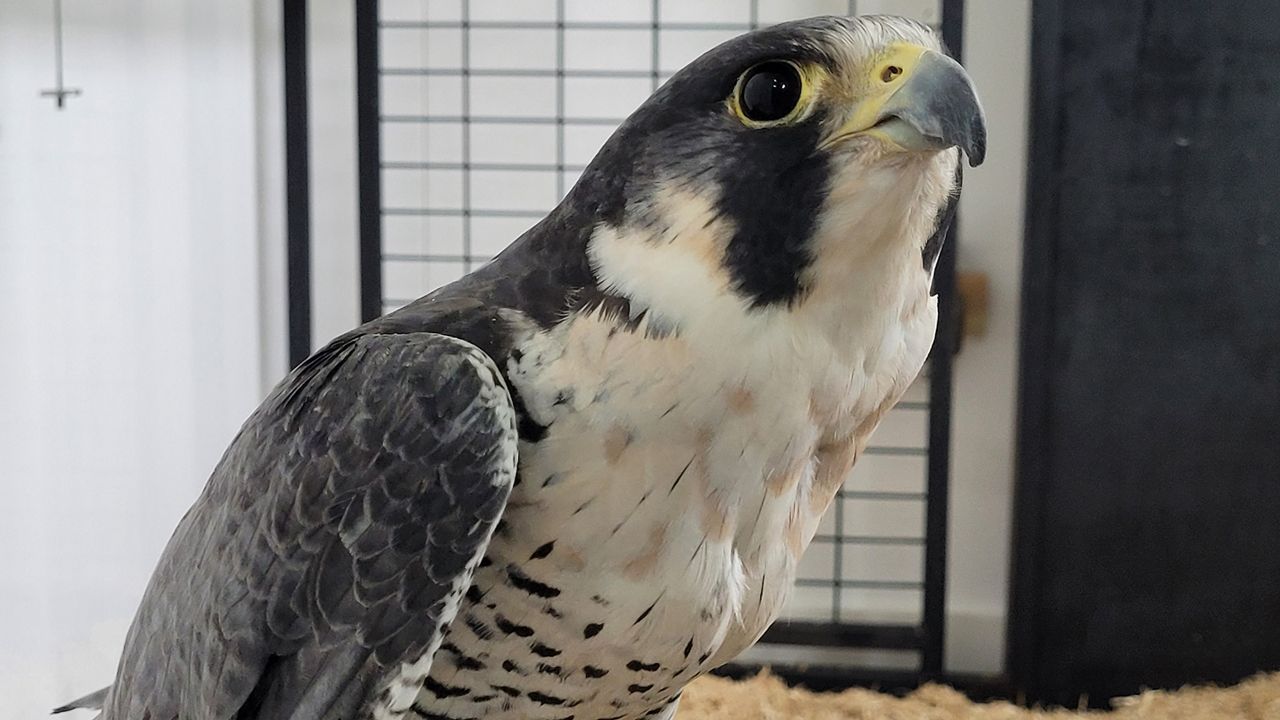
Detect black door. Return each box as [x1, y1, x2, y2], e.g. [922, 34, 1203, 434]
[1011, 0, 1280, 706]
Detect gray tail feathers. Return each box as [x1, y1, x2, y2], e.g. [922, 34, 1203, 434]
[52, 686, 109, 715]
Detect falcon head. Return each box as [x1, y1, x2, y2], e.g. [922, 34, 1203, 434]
[567, 15, 986, 324]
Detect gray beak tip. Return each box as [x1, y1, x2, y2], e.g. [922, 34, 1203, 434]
[966, 118, 988, 167]
[883, 50, 988, 169]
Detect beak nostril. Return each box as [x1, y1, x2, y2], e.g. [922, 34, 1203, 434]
[881, 65, 903, 83]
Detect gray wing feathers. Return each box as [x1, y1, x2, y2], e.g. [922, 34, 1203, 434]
[52, 686, 109, 715]
[97, 332, 517, 720]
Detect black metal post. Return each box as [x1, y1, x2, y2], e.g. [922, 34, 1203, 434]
[356, 0, 383, 322]
[920, 0, 965, 679]
[283, 0, 311, 367]
[1007, 0, 1062, 696]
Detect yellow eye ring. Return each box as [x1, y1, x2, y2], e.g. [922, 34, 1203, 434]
[729, 60, 817, 128]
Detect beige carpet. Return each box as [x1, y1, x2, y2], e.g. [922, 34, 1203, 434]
[680, 670, 1280, 719]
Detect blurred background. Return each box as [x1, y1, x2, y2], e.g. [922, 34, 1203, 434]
[1, 0, 1276, 717]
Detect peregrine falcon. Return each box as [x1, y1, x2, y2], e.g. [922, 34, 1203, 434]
[57, 15, 985, 720]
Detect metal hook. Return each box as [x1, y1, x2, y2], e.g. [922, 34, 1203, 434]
[39, 0, 82, 108]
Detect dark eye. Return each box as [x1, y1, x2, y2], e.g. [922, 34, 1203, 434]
[738, 61, 803, 123]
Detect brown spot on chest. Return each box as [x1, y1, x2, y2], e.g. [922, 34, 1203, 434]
[694, 455, 733, 542]
[784, 506, 807, 557]
[808, 388, 835, 426]
[808, 394, 899, 515]
[695, 426, 714, 452]
[558, 545, 588, 573]
[603, 424, 634, 465]
[623, 523, 668, 579]
[779, 438, 860, 561]
[853, 393, 897, 439]
[784, 394, 908, 560]
[726, 385, 755, 415]
[700, 499, 733, 543]
[809, 437, 860, 515]
[765, 455, 811, 497]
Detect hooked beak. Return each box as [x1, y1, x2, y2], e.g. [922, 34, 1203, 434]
[827, 43, 987, 167]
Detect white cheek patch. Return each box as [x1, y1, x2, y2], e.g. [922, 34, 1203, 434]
[587, 184, 746, 334]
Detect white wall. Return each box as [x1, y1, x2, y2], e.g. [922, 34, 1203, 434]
[0, 1, 270, 716]
[947, 0, 1030, 675]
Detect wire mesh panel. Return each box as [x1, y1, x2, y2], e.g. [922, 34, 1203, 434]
[359, 0, 955, 680]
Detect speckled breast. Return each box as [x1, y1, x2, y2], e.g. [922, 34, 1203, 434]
[393, 279, 928, 719]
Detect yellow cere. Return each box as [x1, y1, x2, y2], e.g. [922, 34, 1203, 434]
[840, 41, 931, 138]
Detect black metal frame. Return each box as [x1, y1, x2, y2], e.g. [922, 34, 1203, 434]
[341, 0, 964, 689]
[1006, 0, 1061, 696]
[921, 0, 964, 678]
[283, 0, 312, 367]
[356, 0, 383, 324]
[1007, 2, 1280, 703]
